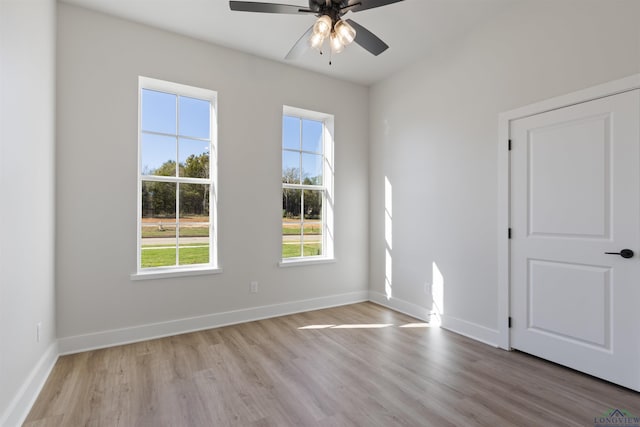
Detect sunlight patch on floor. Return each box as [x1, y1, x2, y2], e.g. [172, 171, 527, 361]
[298, 325, 336, 330]
[332, 324, 393, 329]
[399, 323, 431, 328]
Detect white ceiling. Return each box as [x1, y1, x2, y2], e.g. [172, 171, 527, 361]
[61, 0, 521, 86]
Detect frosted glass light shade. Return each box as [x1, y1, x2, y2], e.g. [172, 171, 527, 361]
[313, 15, 332, 39]
[334, 19, 356, 45]
[310, 32, 325, 49]
[329, 31, 344, 53]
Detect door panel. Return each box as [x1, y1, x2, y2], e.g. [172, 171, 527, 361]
[528, 260, 610, 349]
[528, 114, 610, 238]
[510, 89, 640, 391]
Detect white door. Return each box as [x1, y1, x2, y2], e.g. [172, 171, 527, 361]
[510, 89, 640, 391]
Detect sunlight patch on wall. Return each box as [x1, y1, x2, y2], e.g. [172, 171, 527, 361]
[385, 249, 393, 299]
[385, 176, 393, 299]
[431, 261, 444, 326]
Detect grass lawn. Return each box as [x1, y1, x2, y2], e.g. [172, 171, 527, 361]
[282, 243, 322, 258]
[141, 245, 209, 267]
[142, 226, 209, 238]
[142, 243, 322, 267]
[282, 225, 322, 235]
[142, 243, 206, 248]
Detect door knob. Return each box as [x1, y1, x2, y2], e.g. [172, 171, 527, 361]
[604, 249, 634, 259]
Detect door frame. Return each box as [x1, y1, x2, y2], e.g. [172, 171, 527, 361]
[497, 73, 640, 350]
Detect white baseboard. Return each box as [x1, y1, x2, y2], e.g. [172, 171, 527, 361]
[58, 291, 369, 355]
[368, 291, 433, 322]
[441, 314, 500, 348]
[1, 342, 58, 427]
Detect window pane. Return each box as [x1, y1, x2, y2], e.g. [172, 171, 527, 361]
[179, 225, 209, 265]
[179, 96, 210, 139]
[141, 223, 176, 239]
[282, 230, 301, 258]
[179, 138, 210, 178]
[303, 189, 323, 257]
[283, 115, 300, 150]
[282, 188, 301, 258]
[141, 89, 176, 134]
[302, 119, 323, 153]
[283, 188, 301, 219]
[141, 223, 177, 268]
[303, 189, 323, 221]
[142, 181, 176, 219]
[302, 153, 323, 185]
[282, 151, 301, 184]
[141, 246, 177, 268]
[179, 183, 210, 218]
[179, 245, 209, 265]
[178, 221, 209, 239]
[303, 242, 322, 257]
[141, 133, 176, 176]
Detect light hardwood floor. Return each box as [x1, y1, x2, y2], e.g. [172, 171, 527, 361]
[25, 302, 640, 426]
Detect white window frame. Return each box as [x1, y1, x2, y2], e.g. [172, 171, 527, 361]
[280, 105, 335, 266]
[132, 76, 220, 280]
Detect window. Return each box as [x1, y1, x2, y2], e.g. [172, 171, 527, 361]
[281, 106, 334, 263]
[136, 77, 218, 276]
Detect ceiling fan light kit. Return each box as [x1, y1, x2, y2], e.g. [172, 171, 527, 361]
[309, 31, 326, 49]
[329, 30, 345, 53]
[229, 0, 404, 61]
[334, 19, 356, 45]
[314, 17, 354, 54]
[313, 14, 332, 39]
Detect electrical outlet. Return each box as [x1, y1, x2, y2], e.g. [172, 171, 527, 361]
[36, 322, 42, 343]
[250, 281, 258, 293]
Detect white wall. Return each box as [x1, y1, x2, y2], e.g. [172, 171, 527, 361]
[0, 0, 57, 424]
[55, 4, 369, 349]
[369, 0, 640, 343]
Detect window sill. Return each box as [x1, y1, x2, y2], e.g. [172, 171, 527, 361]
[131, 266, 223, 281]
[278, 257, 335, 268]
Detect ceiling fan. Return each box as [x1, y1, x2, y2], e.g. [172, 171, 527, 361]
[229, 0, 405, 60]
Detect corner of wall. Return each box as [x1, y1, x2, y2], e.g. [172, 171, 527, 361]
[0, 343, 59, 427]
[0, 0, 58, 424]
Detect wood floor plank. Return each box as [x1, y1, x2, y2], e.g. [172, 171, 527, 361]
[24, 302, 640, 426]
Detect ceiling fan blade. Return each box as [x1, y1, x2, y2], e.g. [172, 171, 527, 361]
[347, 0, 405, 13]
[229, 1, 315, 14]
[307, 0, 324, 12]
[346, 19, 389, 56]
[285, 25, 314, 59]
